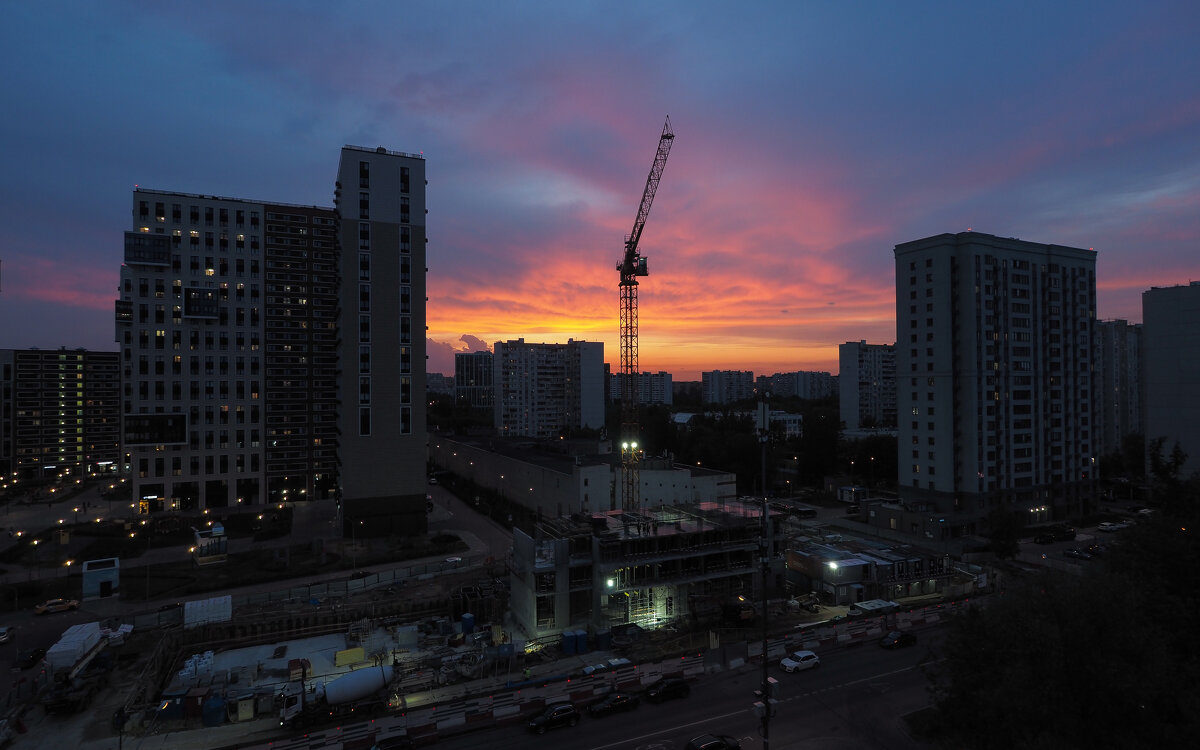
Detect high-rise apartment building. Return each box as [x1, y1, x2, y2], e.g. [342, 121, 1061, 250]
[116, 146, 427, 535]
[494, 339, 604, 439]
[760, 371, 836, 401]
[702, 370, 755, 405]
[334, 147, 428, 536]
[894, 232, 1097, 532]
[0, 348, 120, 482]
[455, 351, 494, 408]
[839, 341, 896, 430]
[1094, 319, 1141, 456]
[1142, 283, 1200, 478]
[610, 371, 673, 406]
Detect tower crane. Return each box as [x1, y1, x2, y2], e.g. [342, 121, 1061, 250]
[617, 116, 675, 512]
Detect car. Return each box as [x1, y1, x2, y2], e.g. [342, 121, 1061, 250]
[1097, 522, 1127, 533]
[16, 647, 46, 670]
[1087, 543, 1108, 557]
[1033, 534, 1055, 545]
[685, 734, 742, 750]
[0, 626, 12, 644]
[583, 657, 632, 676]
[587, 692, 639, 717]
[1063, 548, 1093, 560]
[34, 598, 79, 615]
[443, 556, 462, 566]
[780, 649, 821, 672]
[528, 703, 579, 734]
[1052, 525, 1077, 541]
[879, 631, 917, 649]
[644, 677, 691, 703]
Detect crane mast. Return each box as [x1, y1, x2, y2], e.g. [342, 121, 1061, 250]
[618, 116, 674, 512]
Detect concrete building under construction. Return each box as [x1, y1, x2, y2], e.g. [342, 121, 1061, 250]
[509, 500, 784, 640]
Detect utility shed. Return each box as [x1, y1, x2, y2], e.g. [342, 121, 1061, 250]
[82, 557, 120, 599]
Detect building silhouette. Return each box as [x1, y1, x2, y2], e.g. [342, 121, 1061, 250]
[0, 348, 120, 482]
[1142, 283, 1200, 478]
[610, 371, 673, 406]
[838, 341, 896, 430]
[702, 370, 754, 404]
[455, 350, 494, 408]
[893, 232, 1097, 536]
[493, 339, 604, 439]
[116, 146, 427, 535]
[1094, 319, 1141, 457]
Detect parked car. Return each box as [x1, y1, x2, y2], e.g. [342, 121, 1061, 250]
[1087, 543, 1108, 557]
[780, 649, 821, 672]
[34, 598, 79, 615]
[528, 703, 580, 734]
[1033, 534, 1056, 545]
[583, 657, 632, 676]
[1098, 522, 1127, 533]
[15, 646, 46, 670]
[1063, 548, 1093, 560]
[879, 631, 917, 649]
[644, 677, 691, 703]
[685, 734, 742, 750]
[0, 626, 12, 644]
[587, 692, 639, 717]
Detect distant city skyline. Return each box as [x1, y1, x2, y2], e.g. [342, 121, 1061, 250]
[3, 2, 1200, 381]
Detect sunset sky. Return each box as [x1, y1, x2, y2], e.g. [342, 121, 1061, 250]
[3, 1, 1199, 380]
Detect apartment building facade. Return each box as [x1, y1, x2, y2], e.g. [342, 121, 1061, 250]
[0, 348, 120, 482]
[894, 232, 1097, 535]
[838, 341, 897, 429]
[454, 350, 494, 409]
[1142, 283, 1200, 478]
[610, 371, 673, 406]
[760, 370, 837, 401]
[115, 146, 427, 535]
[493, 339, 604, 439]
[1094, 319, 1142, 457]
[702, 370, 755, 405]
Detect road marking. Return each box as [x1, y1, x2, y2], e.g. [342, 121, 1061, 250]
[782, 664, 917, 702]
[590, 708, 746, 749]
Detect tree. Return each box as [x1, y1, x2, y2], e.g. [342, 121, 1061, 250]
[983, 508, 1020, 560]
[928, 491, 1200, 748]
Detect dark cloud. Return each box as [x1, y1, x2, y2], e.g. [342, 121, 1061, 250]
[3, 2, 1200, 379]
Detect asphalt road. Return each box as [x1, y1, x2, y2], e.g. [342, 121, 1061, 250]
[424, 632, 941, 750]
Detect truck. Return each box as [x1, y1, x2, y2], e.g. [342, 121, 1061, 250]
[42, 624, 113, 714]
[278, 662, 396, 728]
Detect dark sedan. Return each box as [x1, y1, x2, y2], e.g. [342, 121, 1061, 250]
[587, 692, 639, 717]
[644, 677, 691, 703]
[879, 631, 917, 649]
[528, 703, 579, 734]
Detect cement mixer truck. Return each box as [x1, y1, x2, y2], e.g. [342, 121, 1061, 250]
[279, 662, 396, 728]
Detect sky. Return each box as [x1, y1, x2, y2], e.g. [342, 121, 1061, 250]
[2, 1, 1199, 380]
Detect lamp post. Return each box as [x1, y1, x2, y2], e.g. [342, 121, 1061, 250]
[755, 392, 773, 750]
[869, 456, 875, 489]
